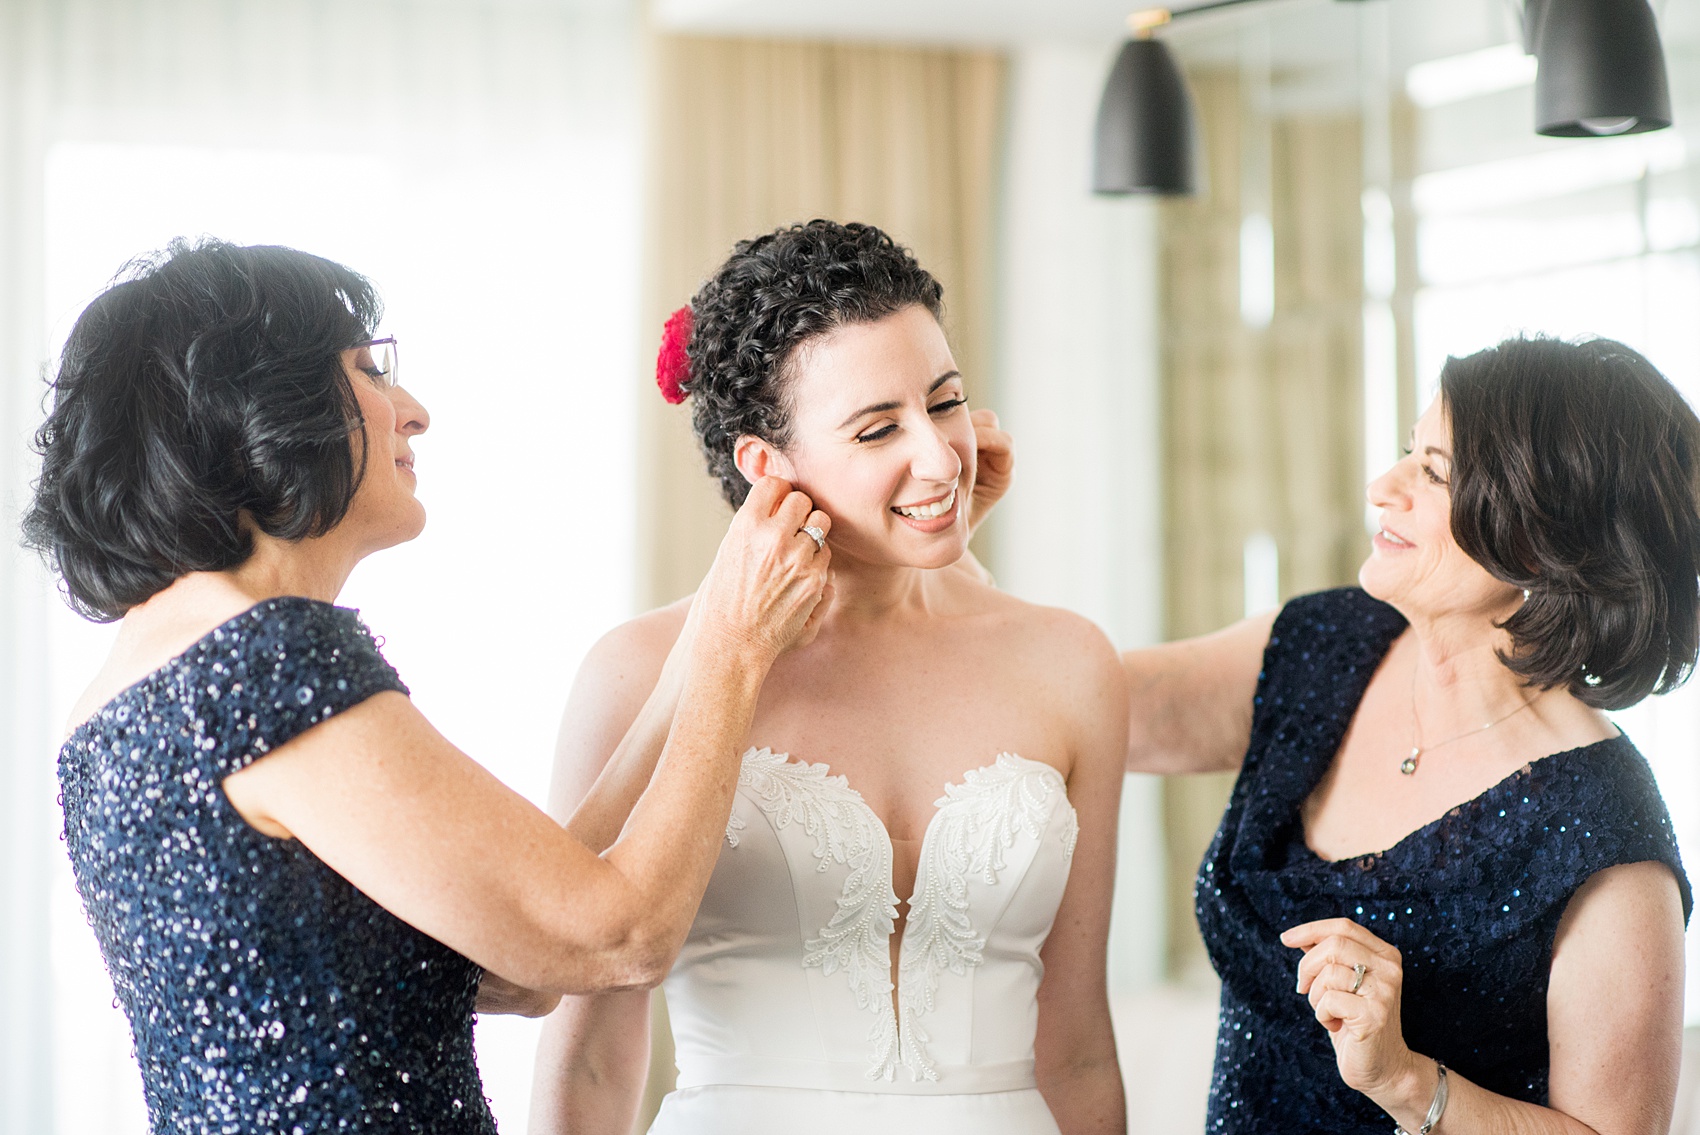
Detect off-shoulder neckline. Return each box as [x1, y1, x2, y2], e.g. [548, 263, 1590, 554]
[1298, 733, 1633, 869]
[1256, 591, 1636, 871]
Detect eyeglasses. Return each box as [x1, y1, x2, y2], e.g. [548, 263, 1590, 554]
[355, 336, 399, 389]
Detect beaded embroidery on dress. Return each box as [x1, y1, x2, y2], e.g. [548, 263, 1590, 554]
[57, 599, 492, 1135]
[1195, 588, 1692, 1132]
[653, 748, 1078, 1135]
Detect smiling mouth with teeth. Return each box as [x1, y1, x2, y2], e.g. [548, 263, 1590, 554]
[893, 488, 956, 520]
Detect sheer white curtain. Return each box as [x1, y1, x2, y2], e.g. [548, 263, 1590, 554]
[0, 3, 642, 1133]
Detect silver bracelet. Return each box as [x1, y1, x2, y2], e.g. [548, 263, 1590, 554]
[1392, 1061, 1448, 1135]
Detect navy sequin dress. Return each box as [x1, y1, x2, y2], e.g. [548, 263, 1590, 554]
[58, 598, 495, 1135]
[1197, 588, 1692, 1131]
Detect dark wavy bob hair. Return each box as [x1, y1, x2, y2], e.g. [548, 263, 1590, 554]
[682, 220, 945, 507]
[1442, 335, 1700, 710]
[22, 238, 380, 622]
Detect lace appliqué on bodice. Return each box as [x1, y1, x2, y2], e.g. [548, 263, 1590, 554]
[728, 747, 902, 1070]
[726, 747, 1077, 1083]
[899, 755, 1077, 1080]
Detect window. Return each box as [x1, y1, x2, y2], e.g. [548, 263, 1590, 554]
[1408, 53, 1700, 1019]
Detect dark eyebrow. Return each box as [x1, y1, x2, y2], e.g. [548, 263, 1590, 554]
[1423, 446, 1451, 459]
[836, 371, 961, 430]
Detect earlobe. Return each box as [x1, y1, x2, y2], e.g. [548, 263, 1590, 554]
[733, 435, 795, 486]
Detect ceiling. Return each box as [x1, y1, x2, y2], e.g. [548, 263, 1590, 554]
[650, 0, 1698, 75]
[650, 0, 1143, 48]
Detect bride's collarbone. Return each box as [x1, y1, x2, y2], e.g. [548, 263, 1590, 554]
[742, 620, 1081, 837]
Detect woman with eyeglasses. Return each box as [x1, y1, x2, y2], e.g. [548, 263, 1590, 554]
[24, 237, 833, 1135]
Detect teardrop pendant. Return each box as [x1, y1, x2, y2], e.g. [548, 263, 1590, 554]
[1400, 748, 1420, 776]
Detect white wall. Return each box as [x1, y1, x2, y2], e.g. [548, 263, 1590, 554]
[994, 46, 1222, 1130]
[992, 42, 1167, 995]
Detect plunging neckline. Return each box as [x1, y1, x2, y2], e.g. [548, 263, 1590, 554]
[747, 747, 1067, 909]
[731, 746, 1078, 1082]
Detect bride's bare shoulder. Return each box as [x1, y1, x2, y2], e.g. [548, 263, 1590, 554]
[554, 597, 692, 777]
[957, 576, 1112, 644]
[576, 596, 691, 683]
[952, 578, 1123, 685]
[950, 583, 1127, 767]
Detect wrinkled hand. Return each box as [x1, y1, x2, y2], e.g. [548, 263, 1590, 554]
[690, 476, 834, 665]
[1282, 918, 1422, 1101]
[967, 408, 1012, 537]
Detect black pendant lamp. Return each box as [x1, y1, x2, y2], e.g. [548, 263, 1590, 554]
[1093, 1, 1392, 196]
[1526, 0, 1671, 136]
[1094, 12, 1198, 195]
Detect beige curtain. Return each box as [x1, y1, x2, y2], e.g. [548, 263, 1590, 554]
[630, 32, 1005, 1130]
[1157, 69, 1369, 979]
[638, 33, 1005, 608]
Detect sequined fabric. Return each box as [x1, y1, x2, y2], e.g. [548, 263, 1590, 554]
[1196, 588, 1692, 1131]
[58, 598, 494, 1135]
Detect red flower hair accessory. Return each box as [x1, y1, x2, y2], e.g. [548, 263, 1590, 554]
[656, 305, 694, 404]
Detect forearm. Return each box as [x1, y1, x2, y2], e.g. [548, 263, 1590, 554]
[530, 991, 651, 1135]
[1370, 1061, 1602, 1135]
[597, 632, 770, 961]
[1122, 614, 1269, 775]
[1038, 1052, 1126, 1135]
[565, 678, 683, 853]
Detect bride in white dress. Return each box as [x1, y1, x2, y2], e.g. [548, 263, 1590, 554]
[530, 221, 1129, 1135]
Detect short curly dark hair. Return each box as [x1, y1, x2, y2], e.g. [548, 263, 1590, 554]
[1443, 335, 1700, 710]
[22, 238, 380, 621]
[682, 220, 944, 507]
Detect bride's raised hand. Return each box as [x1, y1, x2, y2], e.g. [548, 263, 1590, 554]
[690, 475, 833, 664]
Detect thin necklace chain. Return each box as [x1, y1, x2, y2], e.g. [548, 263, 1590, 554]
[1402, 668, 1544, 776]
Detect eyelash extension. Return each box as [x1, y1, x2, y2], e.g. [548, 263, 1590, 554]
[855, 424, 897, 444]
[1422, 464, 1448, 487]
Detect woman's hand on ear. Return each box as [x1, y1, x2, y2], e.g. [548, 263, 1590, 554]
[691, 476, 833, 663]
[968, 408, 1012, 538]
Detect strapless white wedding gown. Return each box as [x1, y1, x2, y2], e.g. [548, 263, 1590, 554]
[651, 747, 1079, 1135]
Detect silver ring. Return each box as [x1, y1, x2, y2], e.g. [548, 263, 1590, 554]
[800, 525, 826, 550]
[1349, 963, 1367, 994]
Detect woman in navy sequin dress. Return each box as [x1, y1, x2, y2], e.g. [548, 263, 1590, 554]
[23, 240, 835, 1134]
[1119, 338, 1699, 1132]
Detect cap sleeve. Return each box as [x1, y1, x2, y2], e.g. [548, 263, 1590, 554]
[186, 597, 410, 777]
[1534, 741, 1694, 924]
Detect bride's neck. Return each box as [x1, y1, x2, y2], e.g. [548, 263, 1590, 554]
[821, 554, 935, 625]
